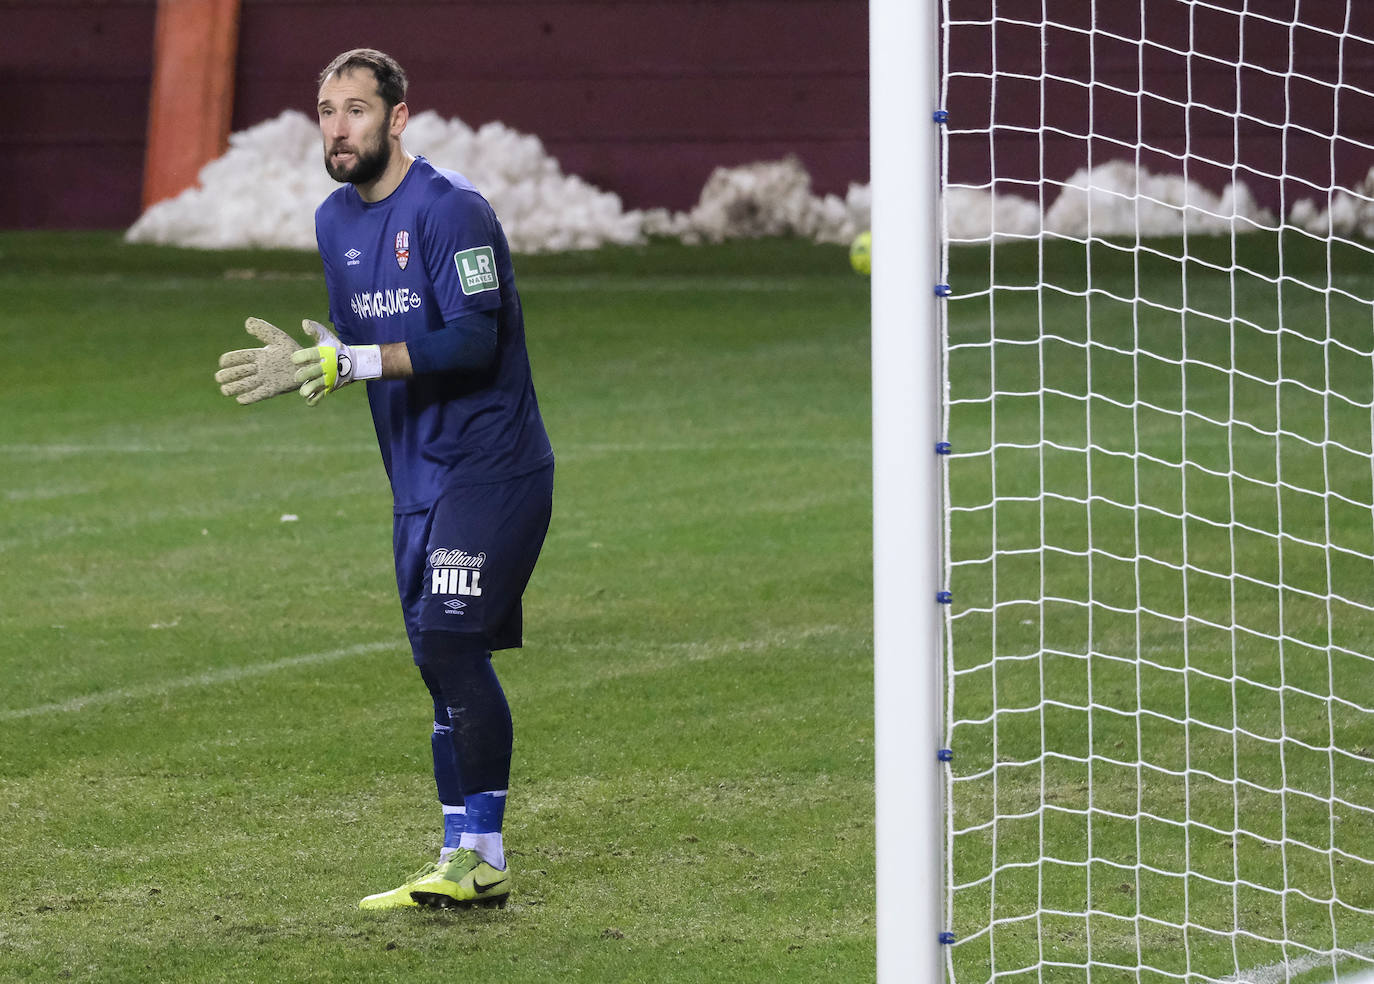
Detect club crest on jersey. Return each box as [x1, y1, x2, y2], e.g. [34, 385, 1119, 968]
[395, 231, 410, 270]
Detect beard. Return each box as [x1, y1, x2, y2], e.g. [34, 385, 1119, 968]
[324, 119, 391, 186]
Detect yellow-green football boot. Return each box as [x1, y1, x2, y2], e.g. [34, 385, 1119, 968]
[358, 861, 441, 910]
[408, 849, 511, 908]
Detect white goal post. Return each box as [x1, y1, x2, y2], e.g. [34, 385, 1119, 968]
[871, 0, 944, 980]
[874, 2, 1374, 982]
[868, 0, 945, 978]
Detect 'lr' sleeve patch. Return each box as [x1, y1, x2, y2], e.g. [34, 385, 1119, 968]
[454, 246, 499, 295]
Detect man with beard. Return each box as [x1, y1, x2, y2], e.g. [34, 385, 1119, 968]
[217, 48, 554, 910]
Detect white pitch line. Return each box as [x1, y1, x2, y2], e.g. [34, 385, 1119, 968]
[0, 625, 856, 723]
[0, 439, 864, 459]
[1224, 947, 1374, 984]
[0, 641, 400, 722]
[556, 439, 867, 459]
[0, 443, 373, 456]
[0, 443, 195, 455]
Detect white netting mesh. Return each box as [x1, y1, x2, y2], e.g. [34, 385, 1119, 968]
[940, 3, 1374, 982]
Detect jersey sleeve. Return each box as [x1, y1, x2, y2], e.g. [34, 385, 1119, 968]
[417, 188, 505, 324]
[315, 208, 345, 329]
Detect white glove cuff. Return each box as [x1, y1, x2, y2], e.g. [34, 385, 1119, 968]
[353, 344, 383, 381]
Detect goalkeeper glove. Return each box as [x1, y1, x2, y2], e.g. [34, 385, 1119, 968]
[291, 319, 383, 406]
[214, 317, 304, 405]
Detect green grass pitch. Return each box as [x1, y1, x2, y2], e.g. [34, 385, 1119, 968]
[0, 233, 873, 982]
[5, 228, 1371, 984]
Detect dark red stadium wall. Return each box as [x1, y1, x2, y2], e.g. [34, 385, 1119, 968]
[2, 0, 868, 229]
[229, 0, 869, 213]
[13, 0, 1371, 230]
[946, 1, 1374, 218]
[4, 0, 156, 228]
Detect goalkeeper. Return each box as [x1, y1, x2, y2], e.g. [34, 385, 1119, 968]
[214, 48, 553, 911]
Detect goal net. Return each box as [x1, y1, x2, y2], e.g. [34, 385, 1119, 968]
[939, 3, 1374, 982]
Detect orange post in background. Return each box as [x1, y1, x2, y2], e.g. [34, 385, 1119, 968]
[141, 0, 242, 209]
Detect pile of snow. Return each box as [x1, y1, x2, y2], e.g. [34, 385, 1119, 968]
[126, 109, 1372, 252]
[947, 161, 1374, 243]
[644, 156, 868, 245]
[1289, 166, 1374, 239]
[946, 161, 1277, 241]
[125, 110, 869, 253]
[1045, 161, 1276, 236]
[124, 110, 642, 252]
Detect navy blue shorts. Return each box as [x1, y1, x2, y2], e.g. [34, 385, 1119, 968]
[393, 464, 553, 662]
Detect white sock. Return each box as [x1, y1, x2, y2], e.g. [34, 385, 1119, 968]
[459, 831, 506, 870]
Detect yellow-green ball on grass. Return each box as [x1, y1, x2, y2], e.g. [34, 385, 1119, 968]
[849, 230, 872, 276]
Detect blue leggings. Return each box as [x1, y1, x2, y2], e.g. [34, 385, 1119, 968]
[418, 631, 513, 807]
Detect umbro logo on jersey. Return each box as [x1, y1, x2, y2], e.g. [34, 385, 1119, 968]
[345, 248, 362, 267]
[395, 231, 410, 270]
[443, 599, 467, 614]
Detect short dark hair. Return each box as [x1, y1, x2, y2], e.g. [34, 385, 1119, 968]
[318, 48, 408, 110]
